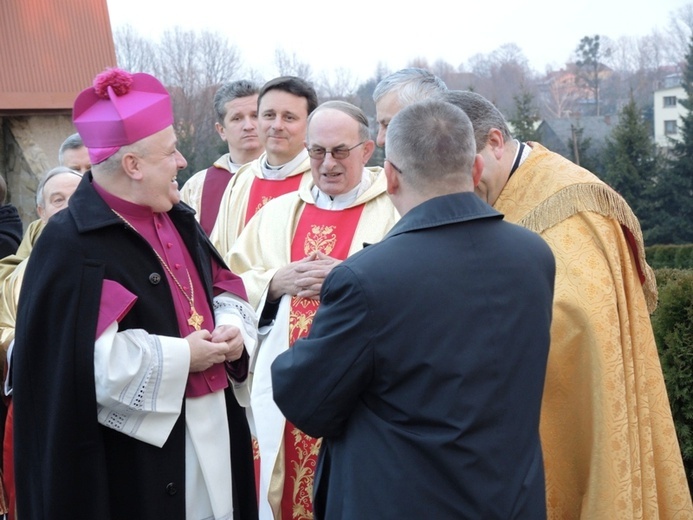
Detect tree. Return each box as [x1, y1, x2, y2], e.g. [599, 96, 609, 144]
[274, 49, 313, 81]
[575, 35, 611, 116]
[316, 68, 358, 102]
[654, 35, 693, 244]
[508, 88, 539, 142]
[601, 97, 660, 242]
[566, 123, 600, 174]
[113, 25, 160, 75]
[157, 28, 242, 183]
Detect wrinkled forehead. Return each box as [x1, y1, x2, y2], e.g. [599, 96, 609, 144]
[43, 172, 82, 196]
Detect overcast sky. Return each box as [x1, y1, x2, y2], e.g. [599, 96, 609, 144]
[107, 0, 692, 83]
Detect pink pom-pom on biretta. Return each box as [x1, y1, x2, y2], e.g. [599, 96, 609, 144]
[93, 68, 133, 99]
[73, 68, 173, 164]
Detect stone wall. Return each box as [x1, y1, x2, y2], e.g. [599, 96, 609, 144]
[1, 114, 75, 228]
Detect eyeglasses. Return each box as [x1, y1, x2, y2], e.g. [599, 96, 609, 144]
[307, 141, 366, 160]
[386, 159, 403, 174]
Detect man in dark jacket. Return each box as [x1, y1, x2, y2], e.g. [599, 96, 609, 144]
[0, 176, 22, 259]
[272, 100, 555, 519]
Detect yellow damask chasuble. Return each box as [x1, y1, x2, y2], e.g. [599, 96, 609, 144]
[496, 143, 691, 519]
[281, 203, 365, 520]
[244, 176, 303, 225]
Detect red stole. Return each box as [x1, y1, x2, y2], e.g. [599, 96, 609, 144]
[281, 202, 365, 519]
[244, 175, 303, 224]
[199, 166, 233, 235]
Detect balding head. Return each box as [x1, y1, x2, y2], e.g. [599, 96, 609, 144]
[306, 101, 375, 197]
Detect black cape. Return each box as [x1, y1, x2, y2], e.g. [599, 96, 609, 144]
[13, 174, 257, 520]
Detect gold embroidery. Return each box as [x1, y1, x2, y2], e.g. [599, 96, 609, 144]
[255, 195, 273, 215]
[290, 427, 321, 520]
[289, 298, 317, 342]
[304, 225, 337, 256]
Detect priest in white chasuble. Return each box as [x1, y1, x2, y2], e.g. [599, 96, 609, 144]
[227, 101, 399, 520]
[210, 77, 318, 258]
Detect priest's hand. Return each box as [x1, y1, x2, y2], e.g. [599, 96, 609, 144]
[268, 253, 318, 301]
[296, 252, 342, 300]
[187, 329, 234, 372]
[210, 324, 245, 362]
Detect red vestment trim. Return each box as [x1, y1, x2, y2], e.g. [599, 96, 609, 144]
[244, 175, 303, 224]
[199, 166, 233, 236]
[282, 202, 365, 519]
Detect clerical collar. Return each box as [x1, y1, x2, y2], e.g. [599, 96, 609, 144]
[311, 169, 372, 210]
[509, 140, 532, 179]
[261, 149, 309, 180]
[93, 179, 155, 219]
[226, 156, 243, 174]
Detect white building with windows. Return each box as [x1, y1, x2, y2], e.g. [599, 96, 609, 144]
[653, 76, 687, 148]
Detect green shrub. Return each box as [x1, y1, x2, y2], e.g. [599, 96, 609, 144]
[652, 268, 693, 492]
[647, 245, 693, 269]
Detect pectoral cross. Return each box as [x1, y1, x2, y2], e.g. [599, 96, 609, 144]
[188, 306, 204, 331]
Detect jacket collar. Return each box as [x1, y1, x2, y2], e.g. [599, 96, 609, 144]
[385, 192, 502, 239]
[68, 172, 197, 234]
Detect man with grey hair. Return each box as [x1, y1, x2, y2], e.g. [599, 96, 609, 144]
[445, 90, 693, 519]
[0, 133, 90, 284]
[181, 80, 264, 235]
[58, 133, 91, 174]
[229, 100, 398, 519]
[272, 99, 555, 519]
[372, 67, 447, 147]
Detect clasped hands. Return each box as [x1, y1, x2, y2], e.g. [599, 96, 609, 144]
[187, 324, 244, 373]
[268, 251, 342, 302]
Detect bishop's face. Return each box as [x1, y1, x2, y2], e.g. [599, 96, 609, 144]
[134, 126, 188, 212]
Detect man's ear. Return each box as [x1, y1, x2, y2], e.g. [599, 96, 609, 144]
[472, 154, 484, 187]
[486, 128, 506, 161]
[384, 160, 400, 195]
[121, 152, 143, 181]
[215, 122, 227, 142]
[361, 140, 375, 164]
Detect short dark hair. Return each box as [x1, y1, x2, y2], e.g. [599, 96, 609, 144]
[213, 80, 259, 124]
[258, 76, 318, 115]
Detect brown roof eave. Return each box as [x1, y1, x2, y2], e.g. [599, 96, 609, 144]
[0, 92, 77, 112]
[0, 107, 72, 117]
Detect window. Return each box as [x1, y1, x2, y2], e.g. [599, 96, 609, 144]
[663, 96, 677, 107]
[664, 120, 678, 135]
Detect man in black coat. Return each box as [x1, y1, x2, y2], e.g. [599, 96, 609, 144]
[0, 175, 22, 259]
[13, 69, 257, 520]
[272, 100, 555, 519]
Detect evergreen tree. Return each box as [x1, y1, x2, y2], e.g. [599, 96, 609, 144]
[508, 89, 539, 142]
[567, 124, 601, 175]
[602, 97, 660, 243]
[657, 35, 693, 244]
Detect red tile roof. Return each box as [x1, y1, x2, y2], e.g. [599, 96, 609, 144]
[0, 0, 117, 112]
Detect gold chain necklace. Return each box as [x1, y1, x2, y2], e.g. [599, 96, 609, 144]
[112, 209, 204, 331]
